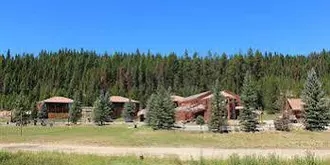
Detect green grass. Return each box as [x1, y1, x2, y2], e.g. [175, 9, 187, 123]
[0, 118, 10, 122]
[261, 113, 279, 120]
[1, 125, 330, 149]
[0, 151, 329, 165]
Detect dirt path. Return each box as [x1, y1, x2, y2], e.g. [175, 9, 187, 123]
[1, 143, 330, 160]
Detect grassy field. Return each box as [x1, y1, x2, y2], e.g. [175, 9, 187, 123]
[1, 125, 330, 149]
[0, 151, 329, 165]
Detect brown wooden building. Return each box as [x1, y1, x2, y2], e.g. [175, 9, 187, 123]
[175, 91, 241, 122]
[37, 96, 74, 119]
[285, 98, 304, 119]
[110, 96, 139, 119]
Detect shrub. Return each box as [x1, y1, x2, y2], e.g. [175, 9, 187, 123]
[274, 116, 290, 131]
[196, 115, 205, 131]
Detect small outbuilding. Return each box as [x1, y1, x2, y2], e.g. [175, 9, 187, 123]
[37, 96, 74, 119]
[110, 96, 139, 119]
[285, 98, 304, 119]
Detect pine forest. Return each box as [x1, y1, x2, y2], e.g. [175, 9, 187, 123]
[1, 48, 330, 113]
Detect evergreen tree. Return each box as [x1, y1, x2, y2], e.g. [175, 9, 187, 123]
[301, 68, 330, 131]
[263, 77, 281, 114]
[208, 79, 228, 133]
[273, 94, 285, 114]
[159, 87, 176, 129]
[13, 94, 29, 123]
[69, 92, 82, 124]
[146, 94, 156, 125]
[1, 48, 330, 110]
[196, 115, 205, 130]
[146, 86, 175, 130]
[239, 71, 259, 132]
[92, 98, 103, 125]
[122, 99, 135, 122]
[30, 103, 38, 120]
[106, 92, 113, 119]
[38, 103, 48, 119]
[93, 91, 112, 125]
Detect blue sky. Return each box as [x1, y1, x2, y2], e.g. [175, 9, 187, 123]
[0, 0, 329, 56]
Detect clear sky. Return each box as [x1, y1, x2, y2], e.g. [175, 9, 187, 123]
[1, 0, 329, 56]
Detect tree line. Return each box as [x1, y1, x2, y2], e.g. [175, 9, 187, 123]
[1, 48, 330, 115]
[146, 68, 330, 132]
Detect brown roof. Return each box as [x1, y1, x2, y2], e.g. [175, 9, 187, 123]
[171, 95, 184, 102]
[221, 91, 240, 99]
[43, 96, 74, 103]
[201, 91, 239, 100]
[110, 96, 139, 103]
[287, 98, 304, 111]
[175, 104, 206, 112]
[180, 91, 212, 102]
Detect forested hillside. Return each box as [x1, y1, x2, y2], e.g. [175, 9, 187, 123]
[1, 48, 330, 113]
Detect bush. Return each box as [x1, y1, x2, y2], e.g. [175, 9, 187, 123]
[274, 116, 290, 131]
[196, 115, 205, 126]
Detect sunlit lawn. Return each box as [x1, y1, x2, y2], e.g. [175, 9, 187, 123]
[1, 124, 330, 149]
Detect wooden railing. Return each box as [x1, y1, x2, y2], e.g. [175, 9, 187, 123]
[48, 113, 68, 119]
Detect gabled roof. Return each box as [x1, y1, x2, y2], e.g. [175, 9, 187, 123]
[175, 104, 206, 112]
[201, 91, 239, 100]
[222, 90, 240, 99]
[180, 91, 212, 102]
[110, 96, 139, 103]
[171, 95, 184, 102]
[287, 98, 304, 111]
[43, 96, 74, 103]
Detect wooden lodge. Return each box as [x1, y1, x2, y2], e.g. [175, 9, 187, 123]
[175, 91, 241, 122]
[37, 96, 74, 119]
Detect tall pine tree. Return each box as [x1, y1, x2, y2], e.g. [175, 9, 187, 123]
[208, 79, 228, 133]
[146, 86, 175, 130]
[122, 99, 135, 122]
[13, 94, 28, 122]
[69, 91, 82, 124]
[301, 68, 330, 131]
[146, 94, 156, 125]
[93, 91, 112, 125]
[239, 71, 259, 132]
